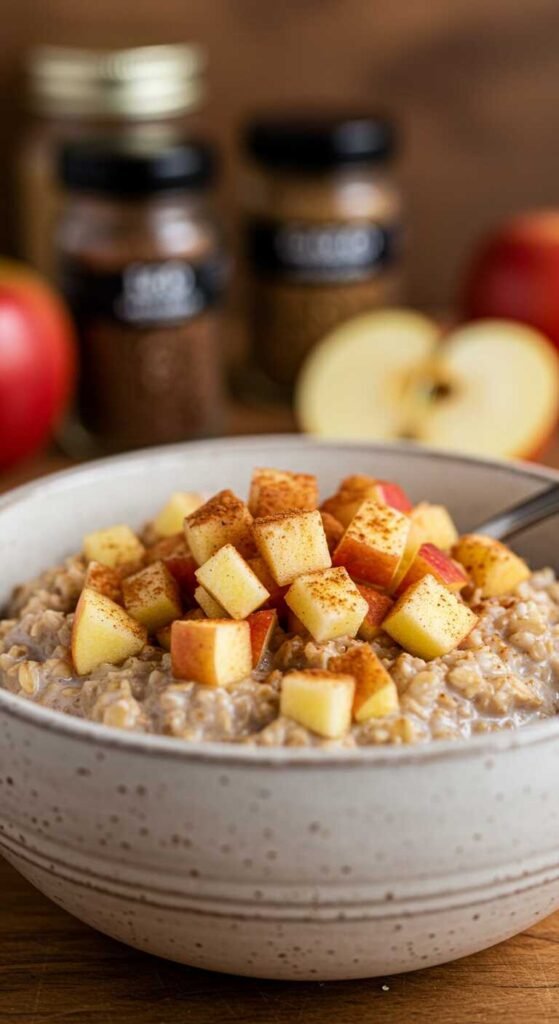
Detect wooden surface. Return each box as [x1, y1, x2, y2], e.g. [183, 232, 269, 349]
[2, 0, 559, 308]
[2, 428, 559, 1022]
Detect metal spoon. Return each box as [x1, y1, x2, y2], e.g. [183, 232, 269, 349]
[473, 482, 559, 541]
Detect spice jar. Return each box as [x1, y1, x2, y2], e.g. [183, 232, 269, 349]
[18, 44, 206, 279]
[243, 112, 403, 391]
[56, 137, 227, 455]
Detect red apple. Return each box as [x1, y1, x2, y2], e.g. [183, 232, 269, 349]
[0, 261, 76, 468]
[463, 211, 559, 353]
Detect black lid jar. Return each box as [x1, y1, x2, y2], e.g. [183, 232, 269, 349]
[242, 111, 403, 393]
[56, 136, 227, 454]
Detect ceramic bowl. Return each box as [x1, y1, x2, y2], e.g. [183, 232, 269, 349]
[1, 437, 559, 981]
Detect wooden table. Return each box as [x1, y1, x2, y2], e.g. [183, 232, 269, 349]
[2, 429, 559, 1024]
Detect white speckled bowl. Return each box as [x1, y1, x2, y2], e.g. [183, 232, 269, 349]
[1, 437, 559, 980]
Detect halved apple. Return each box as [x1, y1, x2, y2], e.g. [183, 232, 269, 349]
[71, 587, 147, 675]
[296, 310, 559, 460]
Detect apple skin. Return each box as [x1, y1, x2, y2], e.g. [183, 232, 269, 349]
[463, 211, 559, 352]
[0, 261, 76, 468]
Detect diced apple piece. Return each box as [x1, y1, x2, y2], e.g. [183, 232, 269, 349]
[185, 490, 254, 565]
[371, 480, 413, 513]
[394, 543, 469, 597]
[383, 574, 478, 660]
[285, 566, 368, 643]
[321, 474, 378, 527]
[248, 467, 318, 517]
[122, 560, 182, 632]
[410, 502, 459, 551]
[333, 500, 410, 588]
[330, 645, 400, 721]
[153, 492, 204, 537]
[280, 669, 355, 739]
[320, 511, 345, 554]
[83, 524, 145, 568]
[247, 609, 277, 667]
[253, 509, 331, 586]
[452, 534, 530, 597]
[71, 587, 147, 675]
[355, 583, 394, 641]
[195, 544, 269, 620]
[171, 618, 252, 687]
[389, 534, 422, 593]
[194, 585, 229, 619]
[83, 561, 122, 604]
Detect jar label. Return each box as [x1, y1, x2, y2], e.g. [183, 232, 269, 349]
[247, 218, 399, 282]
[61, 256, 226, 326]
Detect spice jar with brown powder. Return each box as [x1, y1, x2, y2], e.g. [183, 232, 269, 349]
[56, 137, 227, 454]
[243, 112, 403, 393]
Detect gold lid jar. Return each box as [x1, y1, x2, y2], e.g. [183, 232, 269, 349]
[18, 44, 206, 277]
[242, 111, 403, 393]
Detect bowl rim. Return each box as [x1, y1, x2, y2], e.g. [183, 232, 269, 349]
[2, 433, 559, 768]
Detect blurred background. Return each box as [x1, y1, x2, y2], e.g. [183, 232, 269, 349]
[3, 0, 559, 479]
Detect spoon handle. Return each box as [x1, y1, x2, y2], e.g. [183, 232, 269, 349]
[473, 482, 559, 541]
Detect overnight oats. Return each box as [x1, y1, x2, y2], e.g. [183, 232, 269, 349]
[1, 467, 558, 747]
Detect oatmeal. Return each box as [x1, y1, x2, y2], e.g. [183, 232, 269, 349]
[1, 467, 558, 747]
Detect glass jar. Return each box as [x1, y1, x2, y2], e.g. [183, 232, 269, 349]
[18, 44, 206, 278]
[242, 112, 403, 393]
[56, 137, 227, 455]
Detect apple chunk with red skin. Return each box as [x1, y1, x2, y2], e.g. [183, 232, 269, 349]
[393, 543, 469, 597]
[71, 587, 147, 675]
[330, 645, 399, 722]
[355, 583, 393, 641]
[333, 499, 410, 589]
[322, 475, 412, 528]
[247, 609, 278, 667]
[171, 618, 252, 687]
